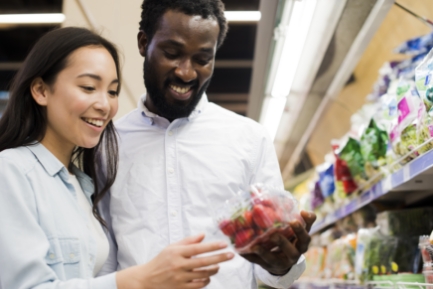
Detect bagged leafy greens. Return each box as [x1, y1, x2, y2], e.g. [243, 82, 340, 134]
[339, 138, 368, 187]
[360, 119, 388, 178]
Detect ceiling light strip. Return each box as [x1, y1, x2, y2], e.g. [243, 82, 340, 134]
[0, 13, 65, 24]
[224, 11, 261, 22]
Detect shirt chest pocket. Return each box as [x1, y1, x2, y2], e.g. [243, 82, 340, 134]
[45, 238, 82, 280]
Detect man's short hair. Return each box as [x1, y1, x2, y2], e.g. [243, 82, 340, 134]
[139, 0, 228, 49]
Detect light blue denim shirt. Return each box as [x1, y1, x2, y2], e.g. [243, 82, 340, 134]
[0, 143, 116, 289]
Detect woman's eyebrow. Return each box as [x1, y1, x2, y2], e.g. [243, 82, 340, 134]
[77, 74, 119, 84]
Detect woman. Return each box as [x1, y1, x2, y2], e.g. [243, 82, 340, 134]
[0, 27, 233, 289]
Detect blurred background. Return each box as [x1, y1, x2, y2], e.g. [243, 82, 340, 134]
[0, 0, 431, 183]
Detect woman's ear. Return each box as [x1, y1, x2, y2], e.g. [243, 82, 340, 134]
[30, 77, 49, 106]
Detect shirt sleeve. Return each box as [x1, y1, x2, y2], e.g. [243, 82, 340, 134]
[97, 191, 119, 276]
[254, 256, 306, 288]
[249, 126, 285, 188]
[0, 157, 117, 289]
[249, 126, 306, 287]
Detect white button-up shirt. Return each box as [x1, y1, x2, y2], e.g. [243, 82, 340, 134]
[102, 94, 305, 288]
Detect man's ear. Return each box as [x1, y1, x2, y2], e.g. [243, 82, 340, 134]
[30, 77, 49, 106]
[137, 30, 148, 57]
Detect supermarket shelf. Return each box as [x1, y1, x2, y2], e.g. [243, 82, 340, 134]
[310, 149, 433, 234]
[293, 280, 432, 289]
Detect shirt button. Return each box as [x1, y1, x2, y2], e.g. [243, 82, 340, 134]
[171, 210, 177, 217]
[168, 168, 174, 174]
[70, 253, 75, 259]
[168, 131, 173, 136]
[49, 253, 55, 259]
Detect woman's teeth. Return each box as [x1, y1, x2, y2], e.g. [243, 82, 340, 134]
[170, 85, 191, 94]
[83, 118, 103, 127]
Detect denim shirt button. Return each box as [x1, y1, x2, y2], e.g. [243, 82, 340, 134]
[49, 253, 55, 259]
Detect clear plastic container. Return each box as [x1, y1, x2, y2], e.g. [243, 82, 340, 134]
[424, 262, 433, 289]
[215, 184, 305, 254]
[420, 235, 433, 263]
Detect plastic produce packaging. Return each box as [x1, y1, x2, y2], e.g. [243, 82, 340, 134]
[395, 33, 433, 56]
[376, 207, 433, 236]
[360, 119, 388, 178]
[317, 162, 335, 199]
[424, 262, 433, 288]
[389, 80, 428, 161]
[420, 235, 433, 263]
[215, 184, 305, 254]
[339, 138, 368, 187]
[415, 47, 433, 112]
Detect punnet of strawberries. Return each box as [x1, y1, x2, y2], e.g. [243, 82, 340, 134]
[215, 184, 305, 254]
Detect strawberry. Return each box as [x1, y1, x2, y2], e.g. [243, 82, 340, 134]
[219, 220, 236, 237]
[235, 229, 255, 248]
[233, 210, 255, 231]
[243, 210, 254, 228]
[252, 204, 275, 229]
[252, 197, 275, 209]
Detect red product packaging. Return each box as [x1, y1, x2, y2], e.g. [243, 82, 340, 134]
[333, 144, 358, 195]
[215, 184, 305, 254]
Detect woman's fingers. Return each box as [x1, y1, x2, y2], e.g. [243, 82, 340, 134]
[183, 278, 211, 289]
[174, 234, 206, 246]
[184, 252, 234, 270]
[180, 241, 228, 257]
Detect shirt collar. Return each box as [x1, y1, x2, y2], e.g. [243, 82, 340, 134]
[26, 142, 65, 177]
[138, 93, 209, 124]
[71, 165, 94, 200]
[26, 143, 94, 194]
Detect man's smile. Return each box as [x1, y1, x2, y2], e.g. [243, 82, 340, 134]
[168, 84, 194, 101]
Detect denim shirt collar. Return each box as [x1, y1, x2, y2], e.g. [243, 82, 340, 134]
[26, 142, 94, 200]
[26, 142, 64, 177]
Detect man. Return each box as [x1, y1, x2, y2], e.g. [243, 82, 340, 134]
[104, 0, 316, 288]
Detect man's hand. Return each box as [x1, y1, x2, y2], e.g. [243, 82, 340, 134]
[240, 210, 316, 276]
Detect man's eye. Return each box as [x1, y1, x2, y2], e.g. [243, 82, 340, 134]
[196, 58, 211, 66]
[164, 51, 178, 59]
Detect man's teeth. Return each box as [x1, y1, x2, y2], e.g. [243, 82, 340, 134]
[83, 118, 103, 127]
[170, 85, 191, 94]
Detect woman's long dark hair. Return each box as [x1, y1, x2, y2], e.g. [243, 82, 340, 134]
[0, 27, 121, 227]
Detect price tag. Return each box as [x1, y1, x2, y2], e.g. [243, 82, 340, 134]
[382, 176, 392, 193]
[403, 165, 411, 181]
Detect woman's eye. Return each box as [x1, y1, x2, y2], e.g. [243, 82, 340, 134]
[81, 86, 95, 92]
[108, 90, 118, 97]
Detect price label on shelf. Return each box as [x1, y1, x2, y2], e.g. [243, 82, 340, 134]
[382, 176, 392, 193]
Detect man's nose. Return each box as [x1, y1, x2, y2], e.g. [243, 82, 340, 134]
[174, 58, 197, 83]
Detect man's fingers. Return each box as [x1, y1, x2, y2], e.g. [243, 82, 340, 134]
[289, 221, 311, 254]
[240, 252, 269, 268]
[273, 233, 300, 260]
[181, 241, 228, 257]
[185, 252, 234, 270]
[174, 234, 206, 246]
[300, 210, 317, 232]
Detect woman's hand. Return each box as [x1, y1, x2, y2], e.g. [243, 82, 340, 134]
[117, 234, 234, 289]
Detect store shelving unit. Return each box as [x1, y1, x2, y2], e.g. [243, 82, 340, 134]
[292, 280, 432, 289]
[311, 148, 433, 234]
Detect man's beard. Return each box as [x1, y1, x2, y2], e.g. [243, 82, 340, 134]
[143, 57, 210, 120]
